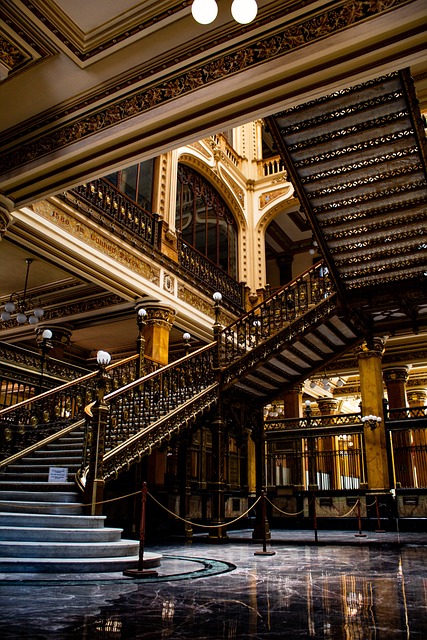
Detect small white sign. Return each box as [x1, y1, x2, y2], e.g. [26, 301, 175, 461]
[48, 467, 68, 482]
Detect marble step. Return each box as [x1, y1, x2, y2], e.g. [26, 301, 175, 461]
[0, 482, 77, 492]
[0, 511, 106, 529]
[0, 490, 80, 503]
[0, 500, 84, 515]
[0, 473, 76, 481]
[0, 525, 124, 542]
[18, 456, 82, 465]
[0, 539, 140, 558]
[4, 464, 80, 474]
[0, 552, 161, 573]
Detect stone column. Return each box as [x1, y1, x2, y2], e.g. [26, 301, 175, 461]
[383, 366, 410, 409]
[141, 302, 176, 366]
[316, 398, 339, 415]
[355, 336, 390, 490]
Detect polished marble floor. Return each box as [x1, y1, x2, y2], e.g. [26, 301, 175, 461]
[1, 529, 427, 639]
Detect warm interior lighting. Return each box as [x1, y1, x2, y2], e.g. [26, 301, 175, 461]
[191, 0, 218, 25]
[231, 0, 258, 24]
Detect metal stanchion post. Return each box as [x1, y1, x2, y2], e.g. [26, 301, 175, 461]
[254, 491, 275, 556]
[375, 495, 385, 533]
[354, 497, 367, 538]
[124, 482, 158, 578]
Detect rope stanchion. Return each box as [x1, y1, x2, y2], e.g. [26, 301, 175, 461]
[265, 495, 304, 517]
[374, 495, 386, 533]
[254, 491, 275, 556]
[123, 481, 158, 578]
[354, 497, 367, 537]
[147, 489, 262, 530]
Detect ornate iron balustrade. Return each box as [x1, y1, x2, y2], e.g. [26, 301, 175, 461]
[386, 406, 427, 423]
[178, 238, 245, 309]
[0, 354, 145, 463]
[82, 343, 218, 482]
[220, 261, 332, 366]
[265, 412, 363, 434]
[0, 340, 90, 387]
[267, 431, 366, 491]
[66, 178, 162, 248]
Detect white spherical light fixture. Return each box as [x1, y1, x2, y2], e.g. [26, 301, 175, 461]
[231, 0, 258, 24]
[191, 0, 218, 25]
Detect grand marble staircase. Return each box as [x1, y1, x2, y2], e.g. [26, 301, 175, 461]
[0, 426, 145, 573]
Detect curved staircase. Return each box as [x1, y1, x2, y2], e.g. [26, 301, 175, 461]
[0, 426, 155, 573]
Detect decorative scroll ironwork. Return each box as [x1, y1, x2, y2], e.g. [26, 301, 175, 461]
[220, 261, 333, 368]
[0, 340, 90, 385]
[178, 238, 244, 309]
[265, 412, 363, 434]
[82, 344, 218, 482]
[67, 179, 162, 248]
[0, 354, 142, 463]
[386, 405, 427, 423]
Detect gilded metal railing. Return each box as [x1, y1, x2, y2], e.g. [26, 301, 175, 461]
[386, 406, 427, 422]
[82, 343, 218, 482]
[0, 354, 148, 463]
[178, 238, 245, 309]
[66, 178, 162, 248]
[220, 261, 333, 366]
[265, 412, 363, 434]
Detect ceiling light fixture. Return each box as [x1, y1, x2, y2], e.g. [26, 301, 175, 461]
[1, 258, 44, 326]
[191, 0, 258, 25]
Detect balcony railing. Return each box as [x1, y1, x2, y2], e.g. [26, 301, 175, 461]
[178, 238, 245, 309]
[65, 178, 162, 248]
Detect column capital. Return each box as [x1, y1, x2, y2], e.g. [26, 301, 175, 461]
[354, 335, 387, 361]
[136, 299, 176, 331]
[407, 388, 427, 407]
[383, 365, 411, 385]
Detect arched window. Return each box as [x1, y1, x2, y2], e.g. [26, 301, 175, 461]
[176, 164, 238, 278]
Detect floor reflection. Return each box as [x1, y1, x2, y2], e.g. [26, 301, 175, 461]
[1, 542, 426, 638]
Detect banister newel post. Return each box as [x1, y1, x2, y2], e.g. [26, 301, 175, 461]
[84, 351, 111, 516]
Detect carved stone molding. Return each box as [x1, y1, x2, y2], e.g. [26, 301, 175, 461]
[354, 336, 388, 361]
[0, 0, 409, 172]
[383, 366, 411, 385]
[144, 304, 176, 331]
